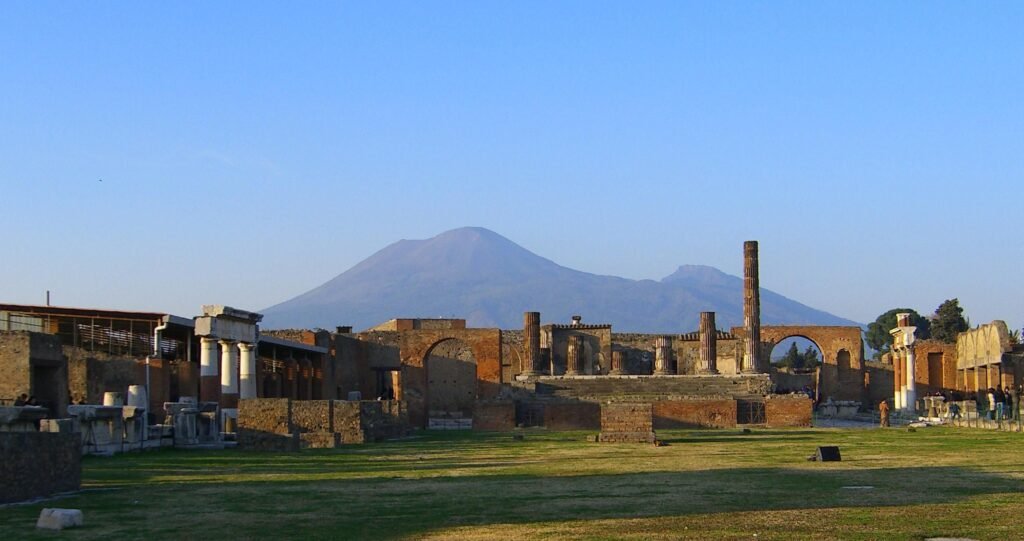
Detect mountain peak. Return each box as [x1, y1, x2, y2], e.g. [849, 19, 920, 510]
[260, 228, 859, 332]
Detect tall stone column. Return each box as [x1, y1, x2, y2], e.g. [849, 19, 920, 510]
[893, 348, 903, 410]
[653, 336, 673, 375]
[220, 340, 239, 408]
[610, 350, 626, 375]
[905, 346, 916, 413]
[522, 312, 541, 376]
[199, 337, 220, 403]
[239, 342, 257, 399]
[566, 335, 583, 376]
[699, 311, 719, 374]
[742, 241, 762, 373]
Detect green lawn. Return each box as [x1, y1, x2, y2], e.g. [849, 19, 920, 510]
[2, 427, 1023, 540]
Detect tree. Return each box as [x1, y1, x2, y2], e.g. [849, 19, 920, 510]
[865, 308, 931, 358]
[777, 342, 803, 369]
[931, 298, 969, 343]
[801, 345, 820, 369]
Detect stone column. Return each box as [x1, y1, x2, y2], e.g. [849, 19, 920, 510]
[540, 347, 551, 376]
[610, 350, 626, 375]
[199, 337, 220, 403]
[220, 340, 239, 408]
[893, 348, 903, 410]
[566, 335, 583, 376]
[522, 312, 541, 376]
[699, 311, 719, 374]
[742, 241, 762, 373]
[239, 342, 257, 400]
[905, 346, 916, 413]
[654, 336, 673, 375]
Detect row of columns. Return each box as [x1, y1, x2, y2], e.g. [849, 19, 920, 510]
[520, 310, 722, 376]
[890, 313, 917, 412]
[199, 337, 259, 408]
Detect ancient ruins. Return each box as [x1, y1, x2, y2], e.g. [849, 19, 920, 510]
[2, 240, 1023, 503]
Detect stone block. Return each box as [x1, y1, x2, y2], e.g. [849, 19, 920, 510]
[36, 508, 83, 530]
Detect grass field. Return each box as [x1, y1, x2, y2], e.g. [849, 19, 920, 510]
[2, 427, 1023, 540]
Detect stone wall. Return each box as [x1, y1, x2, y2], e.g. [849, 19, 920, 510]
[291, 400, 332, 433]
[653, 399, 737, 428]
[864, 361, 894, 407]
[472, 401, 515, 431]
[0, 331, 32, 402]
[0, 331, 68, 417]
[535, 374, 773, 399]
[237, 398, 408, 450]
[237, 398, 295, 451]
[764, 395, 813, 427]
[0, 431, 81, 504]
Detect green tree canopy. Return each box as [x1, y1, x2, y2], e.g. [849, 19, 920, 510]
[931, 298, 969, 343]
[774, 341, 821, 371]
[865, 308, 931, 358]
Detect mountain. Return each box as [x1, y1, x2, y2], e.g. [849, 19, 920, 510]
[260, 227, 860, 332]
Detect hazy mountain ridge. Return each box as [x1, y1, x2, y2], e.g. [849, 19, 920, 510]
[261, 227, 860, 332]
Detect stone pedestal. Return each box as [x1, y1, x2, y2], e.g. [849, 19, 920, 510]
[597, 402, 656, 443]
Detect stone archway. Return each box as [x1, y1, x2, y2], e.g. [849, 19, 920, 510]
[767, 335, 824, 396]
[760, 326, 864, 402]
[425, 338, 477, 420]
[397, 328, 502, 428]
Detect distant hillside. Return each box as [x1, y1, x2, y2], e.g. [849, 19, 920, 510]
[261, 227, 861, 332]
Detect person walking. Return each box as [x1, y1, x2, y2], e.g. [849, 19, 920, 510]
[879, 400, 890, 428]
[987, 388, 997, 421]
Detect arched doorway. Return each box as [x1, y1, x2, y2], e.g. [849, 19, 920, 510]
[768, 336, 824, 397]
[425, 338, 477, 427]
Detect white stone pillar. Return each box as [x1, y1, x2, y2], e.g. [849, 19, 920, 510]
[893, 349, 902, 410]
[239, 342, 257, 399]
[905, 347, 916, 413]
[898, 350, 907, 411]
[220, 340, 239, 395]
[200, 337, 219, 378]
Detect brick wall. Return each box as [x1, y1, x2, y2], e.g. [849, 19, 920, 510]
[764, 396, 813, 427]
[543, 401, 600, 430]
[653, 399, 737, 428]
[0, 432, 81, 504]
[600, 402, 654, 433]
[473, 401, 515, 431]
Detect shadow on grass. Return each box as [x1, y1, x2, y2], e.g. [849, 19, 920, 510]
[5, 429, 1023, 540]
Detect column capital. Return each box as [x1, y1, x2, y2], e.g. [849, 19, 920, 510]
[219, 338, 237, 347]
[238, 342, 256, 352]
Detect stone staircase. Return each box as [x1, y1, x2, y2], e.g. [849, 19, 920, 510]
[534, 374, 772, 399]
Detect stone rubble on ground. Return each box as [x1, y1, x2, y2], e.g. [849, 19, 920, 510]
[36, 508, 83, 530]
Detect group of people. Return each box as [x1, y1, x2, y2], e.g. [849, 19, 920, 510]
[983, 386, 1019, 421]
[12, 393, 38, 407]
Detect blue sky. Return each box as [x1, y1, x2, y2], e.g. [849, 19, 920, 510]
[2, 2, 1021, 330]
